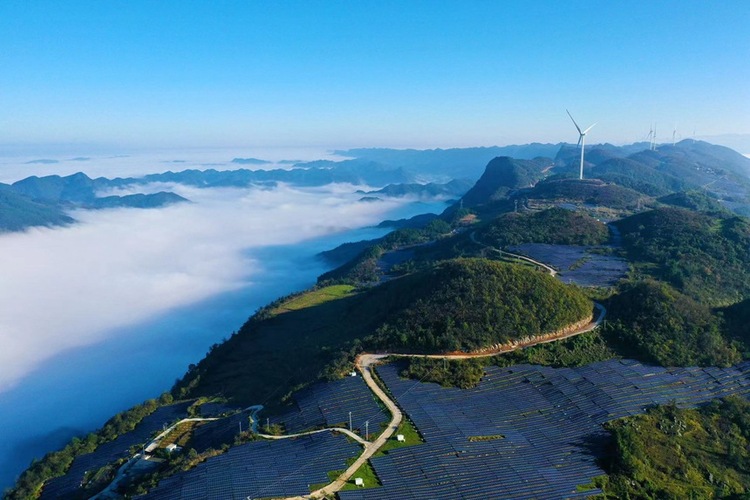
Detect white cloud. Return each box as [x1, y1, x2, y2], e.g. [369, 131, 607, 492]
[0, 183, 407, 391]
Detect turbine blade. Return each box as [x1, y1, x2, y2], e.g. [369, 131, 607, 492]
[566, 109, 582, 134]
[577, 135, 582, 147]
[583, 123, 597, 134]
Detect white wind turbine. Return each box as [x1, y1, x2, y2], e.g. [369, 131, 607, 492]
[566, 110, 596, 180]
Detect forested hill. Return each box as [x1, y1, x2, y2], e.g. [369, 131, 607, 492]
[589, 141, 750, 212]
[367, 259, 593, 352]
[615, 206, 750, 304]
[455, 140, 750, 215]
[459, 156, 550, 207]
[599, 397, 750, 498]
[476, 208, 609, 248]
[173, 258, 593, 405]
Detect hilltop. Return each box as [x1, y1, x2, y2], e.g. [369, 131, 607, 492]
[172, 258, 593, 405]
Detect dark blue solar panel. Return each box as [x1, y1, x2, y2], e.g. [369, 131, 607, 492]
[189, 412, 248, 453]
[143, 432, 360, 499]
[339, 359, 750, 500]
[507, 243, 628, 287]
[271, 374, 387, 437]
[40, 402, 191, 499]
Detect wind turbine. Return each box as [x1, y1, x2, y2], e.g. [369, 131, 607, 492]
[566, 110, 596, 180]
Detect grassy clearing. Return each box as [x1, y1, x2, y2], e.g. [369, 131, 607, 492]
[310, 457, 382, 493]
[159, 421, 202, 448]
[373, 418, 424, 457]
[340, 459, 381, 490]
[272, 285, 356, 314]
[467, 434, 505, 442]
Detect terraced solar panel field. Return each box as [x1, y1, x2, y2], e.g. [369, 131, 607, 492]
[508, 243, 628, 287]
[339, 360, 750, 499]
[142, 432, 360, 499]
[271, 375, 388, 436]
[40, 402, 191, 499]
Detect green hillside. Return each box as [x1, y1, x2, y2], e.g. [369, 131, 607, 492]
[596, 397, 750, 498]
[615, 207, 750, 304]
[722, 299, 750, 354]
[367, 259, 593, 352]
[527, 178, 644, 210]
[459, 156, 549, 207]
[174, 258, 593, 406]
[605, 280, 740, 367]
[476, 207, 609, 248]
[658, 190, 731, 215]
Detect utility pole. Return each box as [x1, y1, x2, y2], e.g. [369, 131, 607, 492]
[349, 412, 352, 432]
[365, 420, 369, 441]
[239, 421, 242, 434]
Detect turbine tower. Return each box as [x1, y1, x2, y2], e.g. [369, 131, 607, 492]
[566, 110, 596, 180]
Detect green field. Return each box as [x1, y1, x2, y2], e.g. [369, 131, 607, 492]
[373, 418, 424, 457]
[271, 285, 356, 314]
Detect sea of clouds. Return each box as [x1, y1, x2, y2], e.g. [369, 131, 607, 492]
[0, 181, 411, 392]
[0, 151, 446, 488]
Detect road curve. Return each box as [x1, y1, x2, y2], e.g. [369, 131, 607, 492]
[469, 230, 558, 276]
[300, 235, 607, 498]
[301, 302, 606, 499]
[270, 239, 602, 499]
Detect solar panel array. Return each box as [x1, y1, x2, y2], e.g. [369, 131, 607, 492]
[340, 359, 750, 500]
[271, 375, 387, 436]
[40, 402, 191, 499]
[189, 412, 248, 453]
[508, 243, 628, 287]
[142, 432, 360, 499]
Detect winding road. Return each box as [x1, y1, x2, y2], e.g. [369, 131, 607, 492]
[301, 301, 606, 499]
[302, 235, 606, 498]
[96, 234, 604, 499]
[469, 230, 558, 276]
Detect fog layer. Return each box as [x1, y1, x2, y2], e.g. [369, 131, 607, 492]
[0, 182, 411, 392]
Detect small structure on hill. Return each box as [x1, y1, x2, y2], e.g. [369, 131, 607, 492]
[396, 434, 406, 442]
[165, 443, 182, 454]
[354, 477, 365, 487]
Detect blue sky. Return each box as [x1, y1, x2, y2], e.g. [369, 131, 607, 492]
[1, 1, 748, 150]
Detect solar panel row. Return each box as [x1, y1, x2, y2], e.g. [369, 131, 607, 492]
[189, 412, 248, 453]
[339, 359, 750, 499]
[507, 243, 628, 287]
[142, 432, 360, 499]
[40, 402, 191, 499]
[271, 375, 387, 436]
